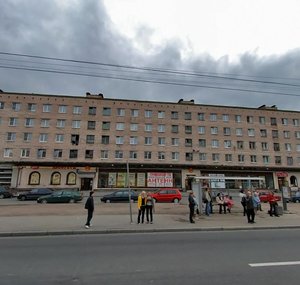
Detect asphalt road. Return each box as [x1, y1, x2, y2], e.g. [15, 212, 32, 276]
[1, 229, 300, 285]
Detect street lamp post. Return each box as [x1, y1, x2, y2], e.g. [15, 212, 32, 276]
[126, 161, 133, 223]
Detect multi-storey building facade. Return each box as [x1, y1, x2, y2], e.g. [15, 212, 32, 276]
[0, 91, 300, 191]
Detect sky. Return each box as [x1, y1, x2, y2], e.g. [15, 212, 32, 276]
[1, 0, 300, 110]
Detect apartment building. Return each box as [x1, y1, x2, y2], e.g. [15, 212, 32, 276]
[0, 91, 300, 191]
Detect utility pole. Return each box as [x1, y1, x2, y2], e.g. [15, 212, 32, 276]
[126, 161, 133, 223]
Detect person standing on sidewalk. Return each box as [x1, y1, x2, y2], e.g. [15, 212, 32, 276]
[188, 191, 196, 223]
[84, 191, 94, 229]
[203, 188, 212, 216]
[239, 189, 247, 216]
[245, 191, 255, 223]
[146, 192, 155, 224]
[137, 191, 147, 224]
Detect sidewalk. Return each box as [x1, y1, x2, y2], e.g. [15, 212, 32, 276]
[1, 201, 300, 237]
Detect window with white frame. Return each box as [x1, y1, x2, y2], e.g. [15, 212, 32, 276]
[237, 141, 244, 149]
[211, 139, 219, 148]
[55, 134, 64, 143]
[9, 117, 17, 126]
[247, 116, 254, 123]
[102, 121, 110, 130]
[144, 151, 152, 159]
[271, 117, 277, 126]
[283, 131, 290, 139]
[102, 107, 111, 116]
[211, 127, 218, 135]
[296, 131, 300, 139]
[198, 126, 205, 134]
[117, 108, 125, 116]
[56, 119, 66, 128]
[185, 125, 192, 134]
[37, 149, 46, 158]
[158, 111, 165, 119]
[185, 138, 192, 147]
[235, 115, 242, 123]
[236, 128, 243, 136]
[259, 116, 266, 124]
[116, 122, 125, 131]
[158, 151, 165, 160]
[171, 125, 179, 133]
[58, 105, 67, 113]
[158, 137, 166, 145]
[39, 133, 48, 142]
[130, 123, 138, 131]
[130, 136, 138, 145]
[87, 121, 96, 130]
[275, 156, 281, 164]
[185, 152, 193, 161]
[199, 139, 206, 147]
[116, 136, 124, 145]
[25, 118, 34, 127]
[53, 149, 63, 158]
[225, 154, 232, 162]
[145, 137, 152, 145]
[171, 111, 179, 119]
[171, 138, 179, 146]
[131, 109, 139, 117]
[23, 132, 32, 142]
[281, 118, 288, 125]
[86, 135, 95, 144]
[223, 127, 231, 136]
[42, 104, 52, 112]
[73, 106, 82, 114]
[287, 157, 293, 165]
[250, 155, 257, 163]
[210, 113, 217, 121]
[158, 124, 165, 132]
[263, 155, 270, 164]
[12, 102, 21, 111]
[129, 151, 138, 159]
[248, 129, 255, 136]
[224, 140, 232, 148]
[7, 132, 16, 141]
[198, 113, 205, 121]
[0, 102, 4, 109]
[293, 119, 300, 126]
[185, 112, 192, 120]
[172, 152, 179, 160]
[261, 142, 268, 151]
[222, 114, 229, 122]
[88, 107, 97, 116]
[115, 150, 123, 159]
[72, 120, 81, 128]
[145, 124, 152, 132]
[285, 143, 292, 151]
[21, 149, 30, 158]
[4, 148, 13, 157]
[41, 119, 50, 128]
[238, 154, 245, 162]
[27, 103, 36, 112]
[199, 153, 207, 161]
[100, 150, 109, 159]
[272, 130, 279, 138]
[212, 153, 219, 162]
[260, 129, 267, 137]
[297, 144, 300, 152]
[249, 141, 256, 150]
[145, 110, 152, 118]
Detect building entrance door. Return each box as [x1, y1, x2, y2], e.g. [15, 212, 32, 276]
[81, 178, 93, 191]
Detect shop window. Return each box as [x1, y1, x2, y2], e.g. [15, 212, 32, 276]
[67, 172, 77, 185]
[29, 171, 40, 185]
[51, 172, 61, 185]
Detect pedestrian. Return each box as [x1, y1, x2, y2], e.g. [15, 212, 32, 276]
[224, 195, 234, 213]
[267, 191, 279, 217]
[253, 191, 261, 213]
[84, 190, 94, 229]
[188, 191, 196, 223]
[239, 189, 247, 216]
[137, 191, 147, 224]
[216, 193, 226, 214]
[203, 188, 212, 216]
[146, 192, 155, 224]
[245, 191, 255, 223]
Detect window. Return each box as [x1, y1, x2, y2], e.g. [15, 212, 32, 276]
[235, 115, 241, 123]
[39, 133, 48, 142]
[69, 149, 78, 159]
[23, 133, 32, 142]
[224, 140, 232, 148]
[115, 150, 123, 159]
[198, 126, 205, 134]
[171, 138, 179, 146]
[237, 141, 244, 149]
[260, 129, 267, 137]
[102, 122, 110, 130]
[73, 106, 82, 114]
[145, 137, 152, 145]
[248, 129, 255, 136]
[211, 127, 218, 135]
[117, 108, 125, 116]
[72, 120, 81, 128]
[158, 111, 165, 118]
[223, 127, 231, 136]
[131, 109, 139, 117]
[285, 143, 292, 151]
[247, 116, 254, 123]
[71, 134, 80, 145]
[58, 105, 67, 113]
[274, 143, 280, 151]
[199, 139, 206, 147]
[27, 103, 36, 112]
[225, 154, 232, 162]
[212, 153, 220, 162]
[211, 139, 219, 148]
[172, 152, 179, 160]
[281, 118, 288, 125]
[130, 123, 138, 131]
[283, 131, 290, 139]
[9, 117, 17, 126]
[56, 119, 66, 128]
[145, 110, 152, 118]
[185, 138, 192, 147]
[272, 130, 279, 138]
[158, 124, 165, 132]
[25, 118, 34, 127]
[29, 172, 40, 185]
[236, 128, 243, 136]
[297, 144, 300, 152]
[51, 172, 61, 185]
[7, 132, 16, 141]
[100, 150, 108, 159]
[259, 116, 266, 124]
[41, 119, 50, 128]
[101, 135, 110, 144]
[12, 102, 21, 111]
[185, 126, 192, 134]
[87, 121, 96, 130]
[144, 151, 152, 159]
[0, 102, 4, 109]
[185, 152, 193, 161]
[238, 154, 245, 162]
[37, 149, 46, 158]
[145, 124, 152, 132]
[42, 104, 51, 112]
[271, 117, 277, 126]
[103, 107, 111, 116]
[198, 113, 205, 121]
[293, 119, 300, 126]
[86, 135, 95, 144]
[199, 153, 207, 161]
[4, 148, 13, 157]
[116, 123, 125, 131]
[250, 155, 257, 163]
[296, 131, 300, 139]
[85, 150, 94, 159]
[130, 136, 138, 145]
[171, 111, 179, 119]
[21, 149, 30, 158]
[261, 142, 268, 151]
[171, 125, 179, 133]
[158, 151, 165, 160]
[88, 107, 96, 115]
[158, 137, 166, 146]
[223, 114, 229, 122]
[185, 112, 192, 120]
[263, 155, 270, 164]
[129, 151, 138, 159]
[210, 113, 217, 121]
[116, 136, 124, 145]
[275, 156, 281, 165]
[287, 157, 293, 166]
[53, 149, 63, 158]
[249, 141, 256, 150]
[55, 134, 65, 142]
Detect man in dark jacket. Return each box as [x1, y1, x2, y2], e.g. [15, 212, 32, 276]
[188, 192, 196, 223]
[85, 191, 94, 229]
[245, 191, 255, 223]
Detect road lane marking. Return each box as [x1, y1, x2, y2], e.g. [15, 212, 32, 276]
[249, 261, 300, 267]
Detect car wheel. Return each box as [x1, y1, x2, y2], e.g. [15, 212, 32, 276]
[173, 198, 179, 203]
[296, 200, 300, 203]
[0, 194, 4, 199]
[69, 199, 75, 203]
[20, 196, 26, 201]
[41, 199, 47, 204]
[106, 199, 111, 203]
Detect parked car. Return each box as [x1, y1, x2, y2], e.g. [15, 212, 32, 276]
[37, 190, 83, 203]
[291, 191, 300, 203]
[101, 190, 138, 203]
[151, 188, 182, 203]
[17, 188, 53, 201]
[256, 190, 281, 203]
[0, 186, 14, 199]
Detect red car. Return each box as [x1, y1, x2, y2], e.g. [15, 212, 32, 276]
[256, 190, 281, 203]
[151, 188, 182, 203]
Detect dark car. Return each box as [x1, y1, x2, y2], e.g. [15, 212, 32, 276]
[37, 190, 83, 203]
[101, 190, 138, 203]
[0, 186, 14, 199]
[151, 188, 182, 203]
[17, 188, 53, 201]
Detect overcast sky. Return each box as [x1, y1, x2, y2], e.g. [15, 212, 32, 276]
[1, 0, 300, 111]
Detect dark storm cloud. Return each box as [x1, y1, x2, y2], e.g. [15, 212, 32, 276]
[1, 0, 300, 111]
